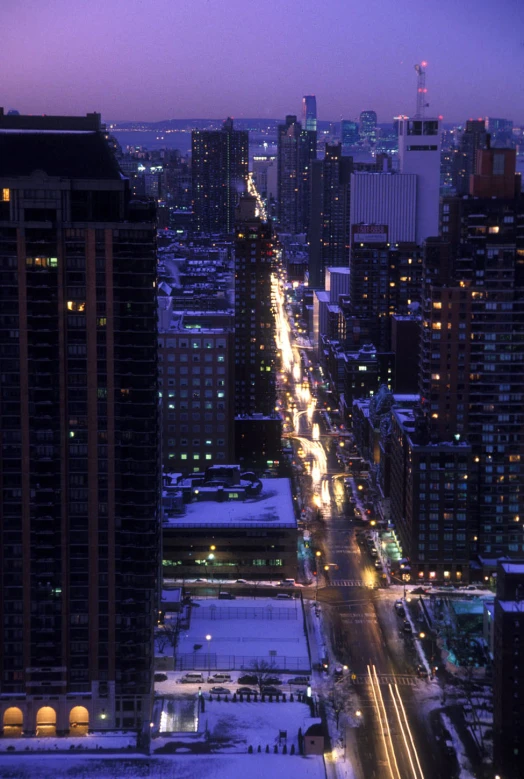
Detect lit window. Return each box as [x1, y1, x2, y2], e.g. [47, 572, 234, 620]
[1, 189, 9, 202]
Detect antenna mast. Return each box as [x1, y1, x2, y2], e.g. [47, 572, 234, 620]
[414, 61, 429, 118]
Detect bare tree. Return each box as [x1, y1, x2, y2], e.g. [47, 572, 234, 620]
[250, 659, 279, 693]
[155, 618, 180, 655]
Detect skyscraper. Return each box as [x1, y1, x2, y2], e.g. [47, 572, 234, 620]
[302, 95, 317, 132]
[341, 120, 359, 149]
[308, 144, 352, 288]
[0, 111, 159, 735]
[191, 117, 249, 235]
[277, 115, 316, 234]
[359, 110, 377, 144]
[234, 195, 276, 417]
[493, 561, 524, 779]
[398, 117, 441, 244]
[451, 119, 487, 196]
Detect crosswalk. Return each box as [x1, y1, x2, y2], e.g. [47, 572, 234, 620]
[328, 579, 365, 587]
[352, 674, 417, 687]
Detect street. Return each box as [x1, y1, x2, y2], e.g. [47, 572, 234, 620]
[275, 277, 458, 779]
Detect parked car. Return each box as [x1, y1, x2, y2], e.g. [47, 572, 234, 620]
[208, 673, 232, 683]
[236, 687, 257, 695]
[416, 665, 429, 678]
[394, 603, 406, 618]
[210, 686, 231, 695]
[179, 672, 204, 684]
[264, 677, 282, 685]
[261, 686, 281, 695]
[403, 620, 412, 634]
[238, 674, 257, 685]
[369, 548, 378, 558]
[288, 676, 310, 685]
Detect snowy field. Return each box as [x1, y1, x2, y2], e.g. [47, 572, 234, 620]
[0, 753, 325, 779]
[175, 596, 311, 672]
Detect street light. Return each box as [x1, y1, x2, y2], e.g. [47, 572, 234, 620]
[206, 634, 212, 672]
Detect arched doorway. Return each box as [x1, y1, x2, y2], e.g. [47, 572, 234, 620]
[3, 707, 23, 737]
[36, 706, 56, 737]
[69, 705, 89, 736]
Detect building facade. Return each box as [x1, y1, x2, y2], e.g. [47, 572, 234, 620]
[0, 112, 160, 735]
[493, 561, 524, 778]
[398, 117, 441, 244]
[191, 117, 249, 235]
[158, 320, 235, 473]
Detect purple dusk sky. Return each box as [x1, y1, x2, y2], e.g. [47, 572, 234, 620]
[2, 0, 523, 123]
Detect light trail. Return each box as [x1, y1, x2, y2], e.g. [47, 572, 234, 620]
[372, 666, 401, 779]
[389, 684, 418, 779]
[393, 684, 425, 779]
[312, 422, 319, 440]
[367, 665, 397, 779]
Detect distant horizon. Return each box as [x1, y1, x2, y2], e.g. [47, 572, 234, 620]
[4, 0, 524, 123]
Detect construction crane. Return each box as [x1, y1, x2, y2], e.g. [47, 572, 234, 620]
[414, 61, 429, 118]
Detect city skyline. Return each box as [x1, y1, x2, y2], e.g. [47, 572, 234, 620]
[2, 0, 524, 123]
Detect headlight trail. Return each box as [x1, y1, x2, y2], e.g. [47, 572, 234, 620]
[367, 665, 397, 779]
[392, 684, 424, 779]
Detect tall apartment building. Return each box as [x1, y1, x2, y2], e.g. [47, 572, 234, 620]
[277, 115, 316, 234]
[0, 112, 159, 735]
[191, 117, 249, 235]
[158, 316, 234, 473]
[493, 560, 524, 779]
[348, 233, 422, 351]
[451, 119, 487, 196]
[308, 144, 352, 288]
[401, 155, 524, 578]
[234, 196, 276, 416]
[389, 408, 472, 582]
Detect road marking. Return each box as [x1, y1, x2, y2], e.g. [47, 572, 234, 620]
[352, 674, 417, 687]
[328, 579, 365, 587]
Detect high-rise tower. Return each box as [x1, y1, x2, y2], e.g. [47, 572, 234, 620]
[302, 95, 317, 133]
[0, 110, 160, 735]
[359, 111, 377, 144]
[277, 115, 316, 234]
[191, 117, 249, 234]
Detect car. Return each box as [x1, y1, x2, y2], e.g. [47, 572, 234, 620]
[374, 561, 383, 570]
[238, 674, 257, 685]
[403, 620, 412, 634]
[416, 665, 429, 678]
[210, 686, 231, 695]
[236, 579, 248, 584]
[261, 686, 281, 695]
[395, 604, 406, 618]
[264, 677, 282, 685]
[236, 687, 257, 695]
[288, 676, 310, 685]
[369, 548, 378, 557]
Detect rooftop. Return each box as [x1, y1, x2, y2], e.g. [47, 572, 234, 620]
[164, 478, 296, 529]
[0, 131, 122, 180]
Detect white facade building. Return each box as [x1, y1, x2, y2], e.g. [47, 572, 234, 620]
[398, 117, 441, 245]
[350, 172, 417, 244]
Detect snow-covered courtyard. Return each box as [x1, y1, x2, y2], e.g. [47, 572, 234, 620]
[175, 596, 311, 672]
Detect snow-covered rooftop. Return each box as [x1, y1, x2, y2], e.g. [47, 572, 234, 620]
[164, 478, 296, 529]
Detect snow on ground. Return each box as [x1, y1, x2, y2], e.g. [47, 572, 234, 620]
[0, 753, 325, 779]
[440, 712, 476, 779]
[197, 699, 312, 750]
[175, 596, 310, 672]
